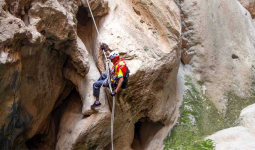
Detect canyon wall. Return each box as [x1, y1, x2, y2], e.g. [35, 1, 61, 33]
[0, 0, 181, 149]
[179, 0, 255, 113]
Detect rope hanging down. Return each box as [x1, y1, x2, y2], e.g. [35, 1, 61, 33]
[85, 1, 115, 150]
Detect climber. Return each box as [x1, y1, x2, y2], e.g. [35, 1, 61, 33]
[91, 44, 129, 108]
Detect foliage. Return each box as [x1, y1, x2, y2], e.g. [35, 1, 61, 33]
[164, 75, 255, 150]
[196, 139, 215, 150]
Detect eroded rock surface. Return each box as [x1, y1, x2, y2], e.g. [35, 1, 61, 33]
[179, 0, 255, 112]
[1, 0, 181, 149]
[0, 0, 90, 149]
[56, 0, 181, 149]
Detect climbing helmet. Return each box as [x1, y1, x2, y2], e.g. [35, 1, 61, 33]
[109, 51, 119, 60]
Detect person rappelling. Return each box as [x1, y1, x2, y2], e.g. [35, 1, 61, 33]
[83, 0, 128, 148]
[91, 44, 130, 108]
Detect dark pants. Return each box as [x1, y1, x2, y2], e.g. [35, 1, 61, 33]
[93, 73, 110, 98]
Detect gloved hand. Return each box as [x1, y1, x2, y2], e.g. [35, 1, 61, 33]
[101, 44, 107, 52]
[111, 91, 117, 96]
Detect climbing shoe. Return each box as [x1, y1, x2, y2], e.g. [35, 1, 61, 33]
[91, 101, 101, 108]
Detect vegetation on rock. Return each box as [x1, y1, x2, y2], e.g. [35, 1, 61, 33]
[164, 75, 255, 150]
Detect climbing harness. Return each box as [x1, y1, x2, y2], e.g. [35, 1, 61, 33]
[85, 0, 115, 150]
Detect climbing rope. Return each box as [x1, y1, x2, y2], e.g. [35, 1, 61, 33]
[85, 0, 115, 150]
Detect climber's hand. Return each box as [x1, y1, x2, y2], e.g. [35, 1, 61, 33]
[111, 91, 117, 97]
[101, 44, 107, 52]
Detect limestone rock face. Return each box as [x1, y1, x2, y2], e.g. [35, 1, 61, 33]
[179, 0, 255, 112]
[238, 0, 255, 18]
[0, 0, 89, 149]
[56, 0, 181, 149]
[1, 0, 181, 149]
[81, 0, 109, 17]
[55, 90, 111, 150]
[63, 53, 109, 116]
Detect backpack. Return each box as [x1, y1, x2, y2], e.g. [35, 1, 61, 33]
[121, 67, 130, 89]
[114, 59, 130, 89]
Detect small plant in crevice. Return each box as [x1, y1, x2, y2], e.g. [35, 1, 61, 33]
[196, 139, 215, 150]
[164, 75, 219, 150]
[143, 46, 149, 51]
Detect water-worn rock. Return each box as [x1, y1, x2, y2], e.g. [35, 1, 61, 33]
[1, 0, 181, 149]
[64, 53, 109, 116]
[56, 90, 111, 150]
[57, 0, 181, 149]
[208, 126, 255, 150]
[179, 0, 255, 112]
[0, 0, 89, 149]
[207, 104, 255, 150]
[239, 104, 255, 134]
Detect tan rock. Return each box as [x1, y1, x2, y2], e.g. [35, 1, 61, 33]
[81, 0, 109, 17]
[179, 0, 255, 112]
[64, 53, 110, 116]
[1, 0, 181, 149]
[0, 0, 89, 148]
[57, 0, 181, 149]
[56, 90, 111, 150]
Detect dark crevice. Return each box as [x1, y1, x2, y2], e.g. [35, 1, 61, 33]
[76, 4, 95, 55]
[232, 54, 239, 59]
[131, 117, 164, 150]
[21, 4, 31, 26]
[0, 70, 32, 150]
[77, 5, 89, 26]
[25, 88, 78, 150]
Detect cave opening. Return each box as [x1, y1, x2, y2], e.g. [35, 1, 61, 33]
[131, 117, 164, 150]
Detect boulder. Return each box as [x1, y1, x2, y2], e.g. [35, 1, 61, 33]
[239, 104, 255, 134]
[208, 126, 255, 150]
[207, 103, 255, 150]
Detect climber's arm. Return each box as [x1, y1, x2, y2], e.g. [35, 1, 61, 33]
[115, 77, 123, 93]
[101, 44, 110, 55]
[105, 50, 110, 55]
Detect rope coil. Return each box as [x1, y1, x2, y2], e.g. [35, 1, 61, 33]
[85, 1, 115, 150]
